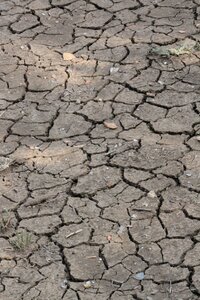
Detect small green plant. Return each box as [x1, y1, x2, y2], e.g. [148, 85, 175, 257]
[149, 47, 170, 57]
[149, 41, 200, 58]
[168, 45, 191, 56]
[0, 209, 12, 233]
[10, 232, 32, 251]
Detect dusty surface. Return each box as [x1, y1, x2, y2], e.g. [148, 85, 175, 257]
[0, 0, 200, 299]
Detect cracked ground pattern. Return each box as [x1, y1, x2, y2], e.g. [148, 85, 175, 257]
[0, 0, 200, 299]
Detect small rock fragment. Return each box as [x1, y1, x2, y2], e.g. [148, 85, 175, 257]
[63, 52, 76, 61]
[185, 171, 192, 177]
[147, 190, 157, 198]
[60, 279, 69, 289]
[117, 225, 125, 234]
[107, 235, 112, 242]
[110, 67, 119, 74]
[146, 92, 156, 97]
[103, 121, 118, 130]
[83, 281, 93, 289]
[134, 272, 145, 280]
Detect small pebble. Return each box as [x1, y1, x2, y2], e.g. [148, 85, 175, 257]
[118, 225, 125, 234]
[147, 190, 157, 198]
[110, 67, 119, 74]
[134, 272, 145, 281]
[131, 214, 137, 219]
[83, 281, 92, 289]
[185, 171, 192, 177]
[60, 279, 68, 289]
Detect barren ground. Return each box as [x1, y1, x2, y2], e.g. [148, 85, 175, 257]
[0, 0, 200, 299]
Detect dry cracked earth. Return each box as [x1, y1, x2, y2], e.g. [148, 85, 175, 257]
[0, 0, 200, 299]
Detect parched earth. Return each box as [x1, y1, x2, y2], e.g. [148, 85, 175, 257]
[0, 0, 200, 299]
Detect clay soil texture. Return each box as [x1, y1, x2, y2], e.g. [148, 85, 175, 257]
[0, 0, 200, 299]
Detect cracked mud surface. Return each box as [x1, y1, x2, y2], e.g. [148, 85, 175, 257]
[0, 0, 200, 299]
